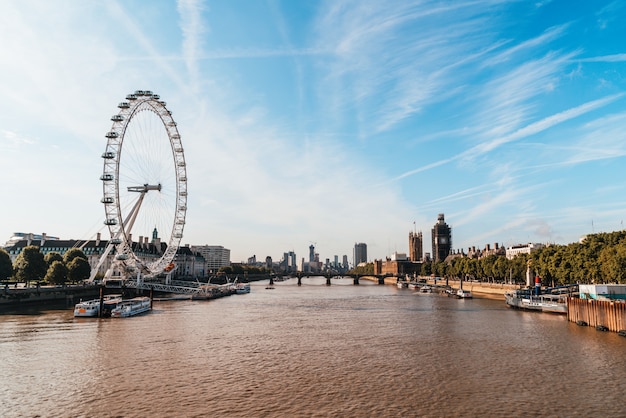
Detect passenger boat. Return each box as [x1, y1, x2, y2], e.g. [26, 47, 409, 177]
[110, 297, 151, 318]
[456, 289, 473, 299]
[504, 288, 568, 314]
[420, 285, 432, 293]
[74, 294, 122, 317]
[236, 283, 251, 294]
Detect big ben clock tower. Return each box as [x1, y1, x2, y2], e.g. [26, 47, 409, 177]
[431, 213, 452, 262]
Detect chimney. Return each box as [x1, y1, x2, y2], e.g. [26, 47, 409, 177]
[138, 236, 143, 249]
[96, 232, 101, 246]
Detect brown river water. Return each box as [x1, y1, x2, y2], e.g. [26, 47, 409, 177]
[0, 277, 625, 417]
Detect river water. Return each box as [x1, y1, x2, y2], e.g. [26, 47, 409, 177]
[0, 277, 624, 417]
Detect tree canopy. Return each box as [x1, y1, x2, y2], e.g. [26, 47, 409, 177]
[44, 252, 63, 266]
[67, 257, 91, 282]
[0, 249, 13, 280]
[44, 260, 68, 285]
[63, 248, 88, 264]
[13, 246, 47, 284]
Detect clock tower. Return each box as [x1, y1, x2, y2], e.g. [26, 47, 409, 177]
[431, 213, 452, 262]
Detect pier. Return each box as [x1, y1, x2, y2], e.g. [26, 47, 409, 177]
[0, 284, 101, 311]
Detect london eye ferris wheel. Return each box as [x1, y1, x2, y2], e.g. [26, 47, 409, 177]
[93, 90, 187, 281]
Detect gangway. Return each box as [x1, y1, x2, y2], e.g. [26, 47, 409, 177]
[121, 279, 234, 296]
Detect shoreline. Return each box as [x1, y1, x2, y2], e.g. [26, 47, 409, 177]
[373, 276, 514, 300]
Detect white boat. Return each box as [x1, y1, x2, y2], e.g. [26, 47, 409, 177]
[74, 294, 122, 317]
[110, 297, 151, 318]
[408, 282, 419, 290]
[236, 283, 251, 294]
[456, 289, 473, 299]
[420, 285, 432, 293]
[505, 288, 568, 314]
[397, 281, 408, 289]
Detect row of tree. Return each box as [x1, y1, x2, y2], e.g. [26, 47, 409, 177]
[0, 246, 91, 285]
[422, 231, 626, 285]
[218, 264, 270, 275]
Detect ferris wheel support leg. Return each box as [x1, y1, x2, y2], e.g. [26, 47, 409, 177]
[87, 242, 117, 283]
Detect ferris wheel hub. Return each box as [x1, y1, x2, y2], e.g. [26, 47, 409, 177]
[127, 183, 162, 193]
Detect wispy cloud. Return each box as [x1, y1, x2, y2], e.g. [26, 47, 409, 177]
[577, 54, 626, 63]
[314, 0, 498, 134]
[1, 130, 36, 148]
[484, 24, 570, 66]
[393, 94, 623, 182]
[177, 0, 207, 91]
[107, 1, 190, 94]
[466, 93, 625, 159]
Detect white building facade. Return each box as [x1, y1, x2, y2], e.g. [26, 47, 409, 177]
[505, 243, 545, 260]
[190, 245, 230, 274]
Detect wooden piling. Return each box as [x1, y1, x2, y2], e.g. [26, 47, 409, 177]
[98, 286, 104, 318]
[567, 297, 626, 332]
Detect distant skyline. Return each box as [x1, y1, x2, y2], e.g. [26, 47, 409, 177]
[1, 1, 626, 263]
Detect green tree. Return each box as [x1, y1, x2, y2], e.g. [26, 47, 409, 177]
[0, 249, 13, 281]
[44, 252, 63, 266]
[67, 257, 91, 283]
[466, 258, 478, 281]
[44, 261, 68, 285]
[352, 262, 374, 275]
[63, 248, 88, 264]
[219, 266, 233, 274]
[598, 242, 626, 284]
[13, 246, 47, 286]
[510, 254, 529, 284]
[492, 256, 508, 282]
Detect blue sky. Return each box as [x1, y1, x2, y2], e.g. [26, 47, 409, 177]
[1, 0, 626, 264]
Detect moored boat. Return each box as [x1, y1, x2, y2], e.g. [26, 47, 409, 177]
[110, 297, 151, 318]
[236, 283, 251, 294]
[504, 288, 568, 314]
[74, 294, 122, 317]
[456, 289, 473, 299]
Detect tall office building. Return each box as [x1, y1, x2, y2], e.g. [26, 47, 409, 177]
[353, 242, 367, 266]
[190, 245, 231, 273]
[409, 231, 423, 262]
[309, 245, 315, 262]
[431, 213, 452, 262]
